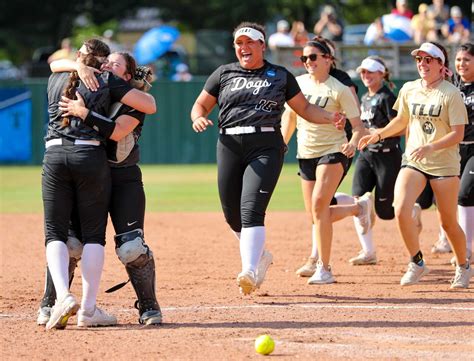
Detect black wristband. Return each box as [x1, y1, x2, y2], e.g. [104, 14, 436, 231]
[84, 111, 116, 139]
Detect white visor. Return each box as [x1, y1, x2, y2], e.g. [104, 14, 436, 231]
[234, 27, 265, 42]
[411, 43, 445, 64]
[356, 58, 385, 73]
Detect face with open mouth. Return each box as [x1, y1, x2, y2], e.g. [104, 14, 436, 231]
[234, 35, 265, 70]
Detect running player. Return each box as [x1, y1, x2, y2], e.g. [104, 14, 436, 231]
[190, 22, 344, 295]
[281, 38, 370, 285]
[359, 42, 472, 288]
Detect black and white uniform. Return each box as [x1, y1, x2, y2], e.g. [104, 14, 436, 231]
[43, 71, 132, 246]
[204, 61, 299, 231]
[458, 80, 474, 207]
[352, 84, 400, 220]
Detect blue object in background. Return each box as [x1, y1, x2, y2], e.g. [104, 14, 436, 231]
[0, 88, 32, 162]
[134, 26, 180, 65]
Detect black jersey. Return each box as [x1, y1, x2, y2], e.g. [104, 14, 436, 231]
[458, 80, 474, 142]
[107, 103, 145, 168]
[204, 61, 300, 128]
[360, 84, 399, 150]
[45, 71, 132, 142]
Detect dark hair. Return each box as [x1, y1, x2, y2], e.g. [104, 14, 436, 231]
[233, 22, 266, 41]
[457, 42, 474, 56]
[61, 38, 110, 128]
[309, 36, 336, 66]
[367, 55, 395, 90]
[428, 41, 451, 80]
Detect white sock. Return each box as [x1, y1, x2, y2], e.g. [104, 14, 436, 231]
[458, 205, 473, 254]
[310, 224, 319, 258]
[80, 244, 105, 314]
[46, 241, 70, 300]
[353, 218, 375, 254]
[232, 231, 241, 241]
[335, 192, 355, 205]
[240, 226, 265, 274]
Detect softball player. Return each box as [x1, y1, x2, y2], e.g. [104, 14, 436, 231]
[190, 22, 344, 295]
[451, 42, 474, 264]
[42, 41, 157, 329]
[38, 54, 161, 326]
[281, 39, 370, 285]
[359, 42, 471, 288]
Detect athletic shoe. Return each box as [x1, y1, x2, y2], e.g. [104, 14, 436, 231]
[296, 257, 318, 277]
[140, 309, 163, 325]
[400, 262, 430, 286]
[36, 306, 51, 326]
[256, 250, 273, 288]
[307, 260, 335, 284]
[450, 265, 473, 289]
[412, 203, 422, 235]
[77, 307, 117, 327]
[45, 293, 79, 330]
[237, 270, 257, 295]
[349, 250, 377, 265]
[431, 233, 452, 254]
[354, 192, 375, 235]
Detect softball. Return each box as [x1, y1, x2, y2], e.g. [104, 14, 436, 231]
[254, 334, 275, 355]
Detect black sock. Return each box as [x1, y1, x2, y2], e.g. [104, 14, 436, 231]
[412, 251, 423, 266]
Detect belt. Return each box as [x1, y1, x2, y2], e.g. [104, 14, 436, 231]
[220, 126, 276, 135]
[460, 141, 474, 145]
[45, 138, 101, 148]
[368, 147, 392, 153]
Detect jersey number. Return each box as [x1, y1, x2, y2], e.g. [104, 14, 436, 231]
[255, 99, 277, 112]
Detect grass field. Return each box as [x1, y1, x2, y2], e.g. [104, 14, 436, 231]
[0, 163, 354, 213]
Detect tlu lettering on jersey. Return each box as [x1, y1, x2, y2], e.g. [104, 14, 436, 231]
[315, 96, 328, 108]
[230, 77, 271, 95]
[411, 103, 442, 117]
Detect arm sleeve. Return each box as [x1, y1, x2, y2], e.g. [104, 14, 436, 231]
[285, 69, 301, 101]
[393, 84, 408, 118]
[108, 72, 134, 102]
[83, 111, 116, 139]
[204, 66, 223, 98]
[447, 89, 468, 126]
[339, 85, 360, 119]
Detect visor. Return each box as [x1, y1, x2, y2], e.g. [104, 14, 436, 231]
[234, 27, 265, 42]
[411, 43, 445, 64]
[356, 58, 385, 73]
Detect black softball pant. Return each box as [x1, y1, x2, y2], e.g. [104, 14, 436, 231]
[459, 143, 474, 207]
[109, 165, 146, 234]
[42, 145, 110, 246]
[217, 132, 285, 232]
[352, 147, 401, 220]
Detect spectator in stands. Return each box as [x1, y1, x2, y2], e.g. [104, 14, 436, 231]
[442, 6, 471, 44]
[291, 21, 310, 47]
[391, 0, 413, 19]
[268, 20, 295, 50]
[171, 63, 193, 82]
[427, 0, 450, 39]
[47, 38, 75, 64]
[364, 17, 387, 45]
[313, 5, 344, 42]
[411, 3, 437, 44]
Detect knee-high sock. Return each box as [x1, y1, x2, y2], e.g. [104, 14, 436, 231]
[46, 241, 70, 300]
[310, 224, 319, 258]
[335, 192, 355, 205]
[80, 244, 105, 314]
[240, 226, 265, 273]
[353, 218, 375, 254]
[458, 205, 474, 254]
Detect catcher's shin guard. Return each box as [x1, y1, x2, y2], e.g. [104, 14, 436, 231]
[39, 258, 78, 308]
[125, 252, 162, 324]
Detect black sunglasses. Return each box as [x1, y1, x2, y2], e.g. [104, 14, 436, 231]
[300, 54, 321, 63]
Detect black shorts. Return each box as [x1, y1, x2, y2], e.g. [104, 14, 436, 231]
[298, 152, 349, 181]
[402, 165, 457, 180]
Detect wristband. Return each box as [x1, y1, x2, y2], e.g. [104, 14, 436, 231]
[84, 111, 116, 139]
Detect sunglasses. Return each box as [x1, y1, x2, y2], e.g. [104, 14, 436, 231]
[414, 55, 438, 65]
[300, 54, 323, 63]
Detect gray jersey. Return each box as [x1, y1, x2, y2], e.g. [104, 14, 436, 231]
[204, 61, 300, 128]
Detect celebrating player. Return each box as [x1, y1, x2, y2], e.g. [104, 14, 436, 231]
[359, 42, 471, 288]
[190, 22, 344, 295]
